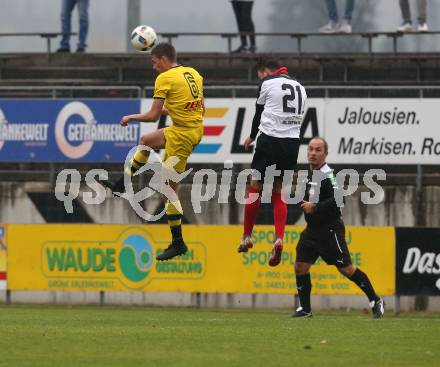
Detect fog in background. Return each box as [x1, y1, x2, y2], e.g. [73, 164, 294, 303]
[0, 0, 439, 53]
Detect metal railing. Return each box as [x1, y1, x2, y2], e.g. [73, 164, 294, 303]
[0, 32, 77, 54]
[144, 85, 440, 99]
[1, 31, 439, 54]
[0, 85, 142, 98]
[1, 85, 440, 99]
[158, 31, 440, 55]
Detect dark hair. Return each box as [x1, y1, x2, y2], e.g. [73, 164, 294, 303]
[151, 42, 176, 61]
[256, 58, 281, 72]
[310, 136, 328, 153]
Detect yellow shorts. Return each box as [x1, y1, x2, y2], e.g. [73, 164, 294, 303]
[163, 125, 203, 173]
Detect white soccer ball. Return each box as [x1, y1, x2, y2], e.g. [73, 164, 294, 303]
[130, 25, 157, 52]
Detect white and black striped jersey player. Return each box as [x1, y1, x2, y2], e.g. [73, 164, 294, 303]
[237, 60, 307, 267]
[245, 64, 307, 179]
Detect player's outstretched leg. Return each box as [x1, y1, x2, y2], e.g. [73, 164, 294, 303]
[237, 235, 254, 253]
[342, 266, 384, 318]
[269, 190, 286, 266]
[156, 200, 188, 261]
[101, 149, 149, 195]
[370, 298, 385, 319]
[269, 237, 283, 266]
[238, 185, 261, 253]
[100, 175, 126, 195]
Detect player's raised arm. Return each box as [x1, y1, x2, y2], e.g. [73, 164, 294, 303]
[246, 65, 272, 149]
[120, 98, 165, 126]
[249, 103, 264, 141]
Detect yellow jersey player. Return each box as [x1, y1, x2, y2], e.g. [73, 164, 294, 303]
[102, 42, 204, 261]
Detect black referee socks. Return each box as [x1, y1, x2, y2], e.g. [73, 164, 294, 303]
[296, 273, 312, 313]
[349, 268, 380, 303]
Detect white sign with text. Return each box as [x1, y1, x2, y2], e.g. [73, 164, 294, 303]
[140, 98, 440, 165]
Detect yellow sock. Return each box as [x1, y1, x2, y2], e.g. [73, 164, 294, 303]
[166, 200, 183, 226]
[125, 149, 149, 176]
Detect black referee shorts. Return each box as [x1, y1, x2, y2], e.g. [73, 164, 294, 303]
[251, 133, 300, 180]
[296, 220, 352, 267]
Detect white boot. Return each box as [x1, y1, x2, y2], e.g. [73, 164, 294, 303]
[397, 22, 414, 32]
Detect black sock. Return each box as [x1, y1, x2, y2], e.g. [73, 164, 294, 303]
[349, 268, 379, 302]
[170, 224, 182, 242]
[296, 273, 312, 313]
[114, 175, 127, 192]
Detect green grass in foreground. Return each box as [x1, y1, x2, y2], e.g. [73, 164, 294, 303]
[0, 305, 439, 367]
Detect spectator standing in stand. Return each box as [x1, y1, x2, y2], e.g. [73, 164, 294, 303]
[318, 0, 355, 34]
[230, 0, 257, 53]
[57, 0, 90, 53]
[397, 0, 428, 32]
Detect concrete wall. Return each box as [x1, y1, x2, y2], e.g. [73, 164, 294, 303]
[0, 183, 45, 224]
[2, 290, 440, 313]
[3, 182, 440, 226]
[77, 183, 440, 227]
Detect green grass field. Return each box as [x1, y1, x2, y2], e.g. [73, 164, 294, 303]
[0, 305, 439, 367]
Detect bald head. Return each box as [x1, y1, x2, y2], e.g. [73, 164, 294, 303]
[307, 137, 328, 169]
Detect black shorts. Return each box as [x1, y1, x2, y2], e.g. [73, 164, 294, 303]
[296, 220, 352, 267]
[251, 133, 300, 180]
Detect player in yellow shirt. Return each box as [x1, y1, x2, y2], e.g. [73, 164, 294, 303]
[102, 43, 204, 261]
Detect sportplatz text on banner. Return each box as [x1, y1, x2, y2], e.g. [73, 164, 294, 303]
[55, 145, 386, 221]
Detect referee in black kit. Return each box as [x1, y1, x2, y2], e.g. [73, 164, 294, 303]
[293, 137, 384, 318]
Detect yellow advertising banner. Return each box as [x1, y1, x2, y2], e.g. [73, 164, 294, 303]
[7, 224, 395, 295]
[0, 225, 6, 288]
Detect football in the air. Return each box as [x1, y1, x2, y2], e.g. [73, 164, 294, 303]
[130, 25, 157, 52]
